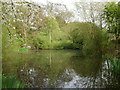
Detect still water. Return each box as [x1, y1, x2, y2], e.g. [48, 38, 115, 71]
[3, 50, 120, 88]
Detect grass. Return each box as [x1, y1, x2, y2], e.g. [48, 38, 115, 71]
[2, 75, 25, 88]
[110, 57, 120, 74]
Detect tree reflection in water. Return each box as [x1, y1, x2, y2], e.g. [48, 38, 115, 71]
[3, 50, 120, 88]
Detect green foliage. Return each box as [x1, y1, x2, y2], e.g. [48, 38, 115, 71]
[2, 1, 110, 55]
[2, 26, 21, 54]
[2, 75, 25, 88]
[110, 57, 120, 74]
[29, 17, 66, 49]
[1, 1, 120, 88]
[30, 31, 49, 49]
[99, 29, 115, 54]
[2, 1, 45, 50]
[18, 48, 29, 53]
[104, 2, 120, 39]
[62, 22, 103, 55]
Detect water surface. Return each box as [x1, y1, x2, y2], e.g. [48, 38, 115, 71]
[3, 50, 120, 88]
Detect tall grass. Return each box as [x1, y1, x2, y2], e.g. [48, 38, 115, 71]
[2, 75, 25, 88]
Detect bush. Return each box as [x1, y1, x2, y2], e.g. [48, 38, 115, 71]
[64, 22, 102, 55]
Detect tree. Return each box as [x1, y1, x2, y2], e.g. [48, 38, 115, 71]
[104, 2, 120, 40]
[75, 2, 105, 29]
[45, 2, 73, 23]
[2, 1, 45, 47]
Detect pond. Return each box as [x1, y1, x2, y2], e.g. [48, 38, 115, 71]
[2, 50, 120, 88]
